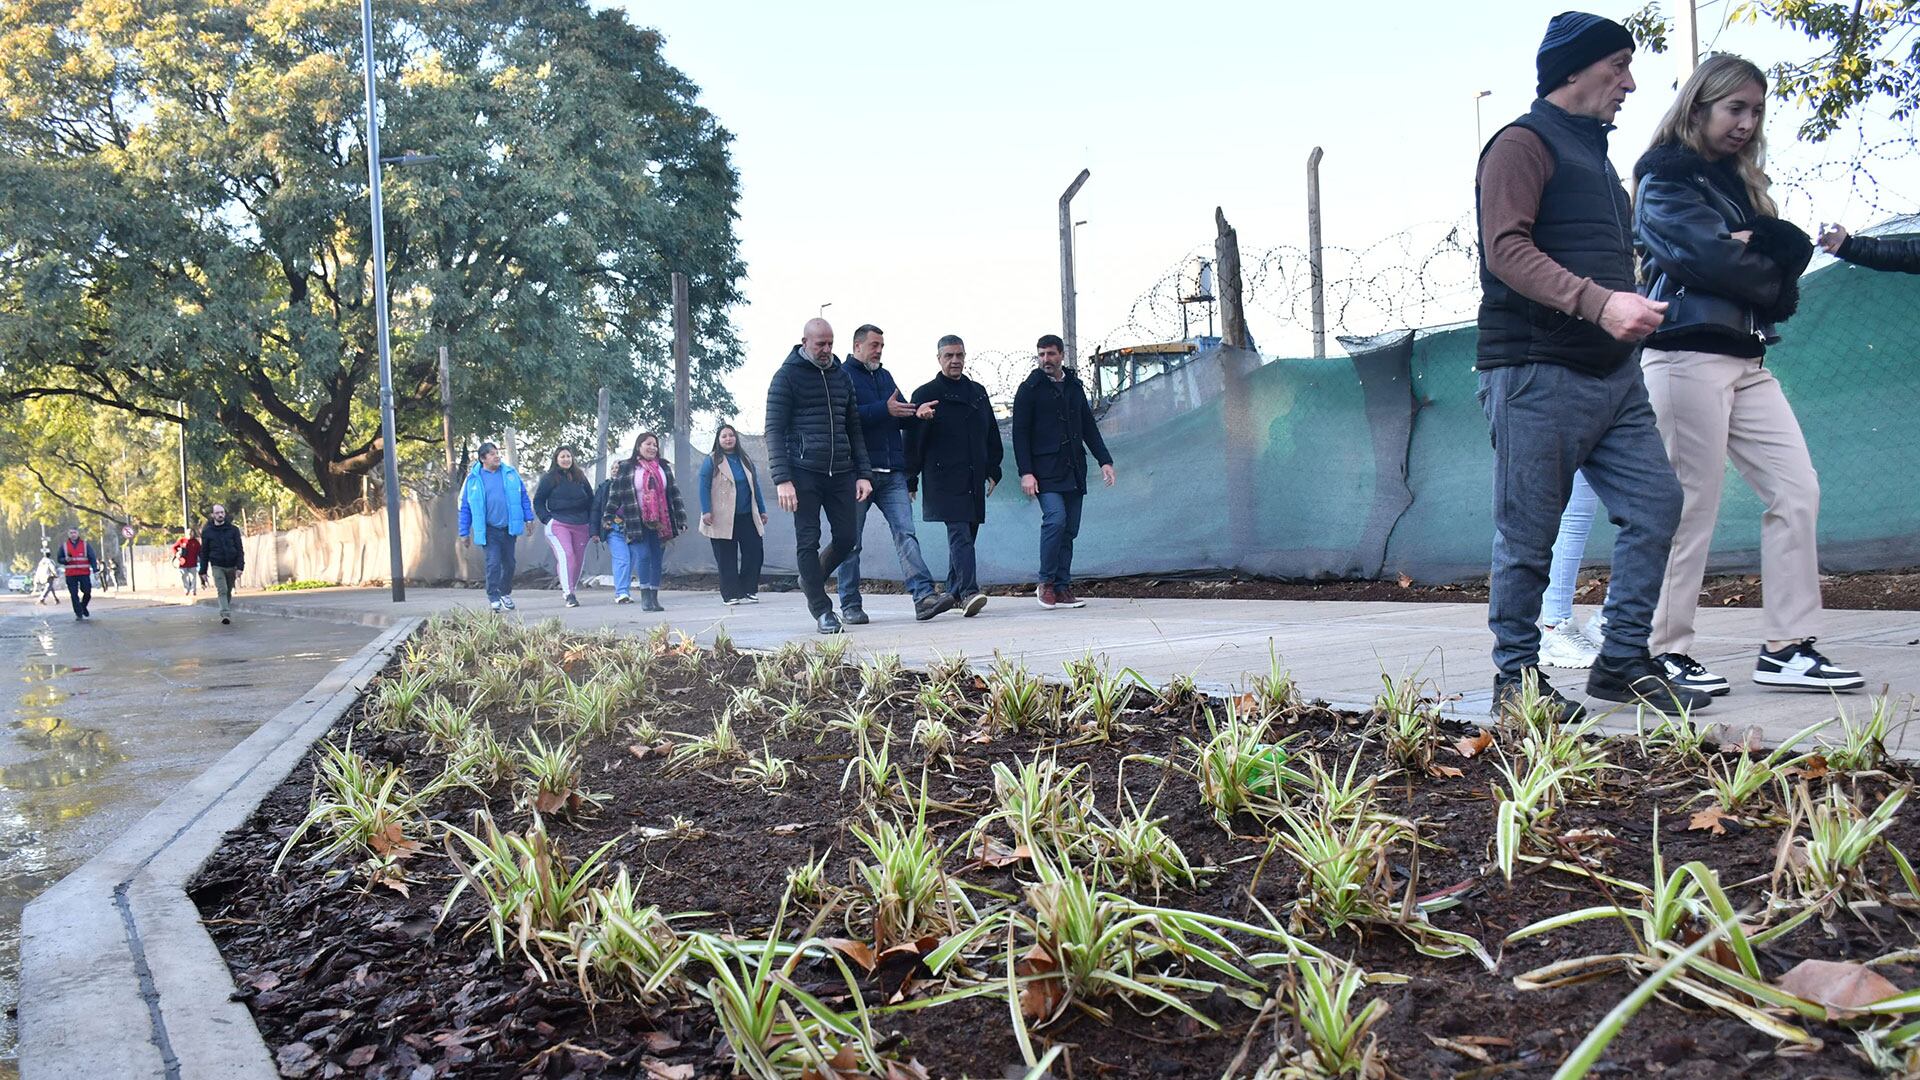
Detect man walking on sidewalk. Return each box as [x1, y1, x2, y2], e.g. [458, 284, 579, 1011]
[838, 324, 955, 623]
[908, 335, 1002, 618]
[1012, 334, 1115, 610]
[198, 504, 246, 624]
[1475, 11, 1708, 718]
[458, 442, 535, 613]
[171, 528, 201, 596]
[57, 526, 98, 621]
[765, 318, 873, 635]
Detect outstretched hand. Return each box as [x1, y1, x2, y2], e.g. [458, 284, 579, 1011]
[886, 390, 918, 418]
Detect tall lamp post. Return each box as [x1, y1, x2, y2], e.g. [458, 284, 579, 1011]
[361, 0, 407, 602]
[1473, 90, 1493, 151]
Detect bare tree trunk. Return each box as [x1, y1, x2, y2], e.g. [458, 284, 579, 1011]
[1214, 207, 1253, 352]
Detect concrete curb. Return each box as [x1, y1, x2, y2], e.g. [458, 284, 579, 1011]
[17, 617, 420, 1080]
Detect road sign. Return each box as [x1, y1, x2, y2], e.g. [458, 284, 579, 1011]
[121, 525, 135, 540]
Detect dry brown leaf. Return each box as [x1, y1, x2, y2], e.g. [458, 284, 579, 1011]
[1016, 943, 1064, 1020]
[642, 1059, 696, 1080]
[1429, 764, 1464, 779]
[1784, 755, 1830, 780]
[768, 822, 812, 836]
[1689, 806, 1735, 836]
[1776, 959, 1903, 1013]
[374, 874, 412, 899]
[970, 835, 1031, 868]
[799, 1045, 863, 1080]
[534, 789, 567, 815]
[641, 1032, 682, 1052]
[1426, 1034, 1493, 1063]
[821, 937, 878, 972]
[884, 1060, 932, 1080]
[1234, 692, 1261, 713]
[1397, 572, 1414, 589]
[1454, 730, 1494, 758]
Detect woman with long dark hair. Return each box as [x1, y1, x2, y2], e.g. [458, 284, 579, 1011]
[534, 445, 595, 608]
[601, 432, 686, 611]
[1633, 53, 1862, 695]
[697, 424, 769, 604]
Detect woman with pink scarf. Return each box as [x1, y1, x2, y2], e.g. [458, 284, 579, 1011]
[601, 432, 687, 611]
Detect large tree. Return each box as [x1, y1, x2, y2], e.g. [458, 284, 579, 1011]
[0, 0, 743, 512]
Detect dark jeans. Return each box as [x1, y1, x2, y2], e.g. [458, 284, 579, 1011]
[65, 575, 90, 617]
[711, 514, 764, 601]
[1479, 360, 1683, 674]
[944, 521, 981, 599]
[790, 468, 858, 618]
[483, 525, 517, 602]
[1037, 490, 1084, 587]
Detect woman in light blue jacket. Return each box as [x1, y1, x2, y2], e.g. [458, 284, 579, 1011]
[457, 441, 535, 612]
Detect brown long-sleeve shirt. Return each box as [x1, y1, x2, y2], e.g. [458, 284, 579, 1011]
[1478, 127, 1616, 324]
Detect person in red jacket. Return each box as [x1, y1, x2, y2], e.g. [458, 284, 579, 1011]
[57, 526, 98, 621]
[170, 529, 202, 596]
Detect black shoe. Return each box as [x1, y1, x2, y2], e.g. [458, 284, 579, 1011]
[914, 593, 957, 622]
[641, 589, 665, 612]
[962, 593, 988, 617]
[1754, 637, 1864, 692]
[840, 607, 870, 626]
[222, 616, 231, 625]
[1657, 652, 1730, 696]
[564, 594, 580, 609]
[1493, 668, 1586, 724]
[1587, 653, 1714, 712]
[816, 611, 844, 635]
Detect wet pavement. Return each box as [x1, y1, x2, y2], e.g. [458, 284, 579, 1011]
[0, 595, 377, 1077]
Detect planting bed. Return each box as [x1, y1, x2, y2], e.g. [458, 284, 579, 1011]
[193, 612, 1920, 1079]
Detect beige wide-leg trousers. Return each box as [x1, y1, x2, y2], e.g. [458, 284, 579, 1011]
[1640, 348, 1823, 656]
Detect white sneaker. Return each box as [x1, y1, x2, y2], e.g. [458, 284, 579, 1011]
[1538, 623, 1599, 669]
[489, 600, 503, 613]
[1580, 611, 1608, 651]
[500, 596, 516, 611]
[1754, 638, 1864, 692]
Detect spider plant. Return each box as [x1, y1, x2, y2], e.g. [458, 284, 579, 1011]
[799, 648, 841, 698]
[668, 713, 743, 773]
[554, 678, 621, 736]
[1783, 783, 1918, 905]
[462, 657, 520, 710]
[1694, 716, 1835, 815]
[987, 755, 1093, 853]
[733, 742, 798, 792]
[785, 849, 834, 905]
[1634, 698, 1713, 764]
[1066, 658, 1134, 739]
[419, 694, 478, 754]
[565, 866, 691, 1004]
[1277, 953, 1390, 1079]
[1822, 695, 1908, 774]
[839, 728, 898, 803]
[725, 686, 771, 724]
[1519, 717, 1614, 795]
[1494, 666, 1577, 737]
[1371, 669, 1439, 772]
[925, 650, 971, 688]
[1299, 751, 1378, 821]
[1153, 671, 1203, 712]
[274, 736, 441, 873]
[751, 654, 788, 695]
[769, 697, 815, 739]
[369, 671, 435, 732]
[1248, 642, 1299, 719]
[848, 797, 972, 948]
[1181, 704, 1307, 828]
[515, 728, 605, 816]
[516, 667, 571, 721]
[911, 713, 955, 758]
[984, 657, 1061, 733]
[1492, 748, 1572, 881]
[855, 652, 905, 702]
[826, 702, 881, 742]
[1087, 792, 1197, 897]
[440, 810, 617, 981]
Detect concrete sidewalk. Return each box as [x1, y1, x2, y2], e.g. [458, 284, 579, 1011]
[209, 583, 1920, 756]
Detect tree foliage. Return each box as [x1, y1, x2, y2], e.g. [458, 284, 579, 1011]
[0, 0, 744, 512]
[1629, 1, 1920, 140]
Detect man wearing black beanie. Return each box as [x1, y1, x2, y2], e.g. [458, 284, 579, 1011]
[1474, 11, 1713, 720]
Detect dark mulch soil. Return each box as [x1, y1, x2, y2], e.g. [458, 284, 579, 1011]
[193, 644, 1920, 1079]
[635, 568, 1920, 613]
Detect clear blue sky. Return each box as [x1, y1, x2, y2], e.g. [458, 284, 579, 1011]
[608, 0, 1920, 432]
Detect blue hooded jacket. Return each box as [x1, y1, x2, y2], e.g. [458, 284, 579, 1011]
[458, 461, 533, 545]
[844, 360, 912, 472]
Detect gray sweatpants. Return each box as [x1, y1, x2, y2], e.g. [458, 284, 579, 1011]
[1479, 359, 1683, 675]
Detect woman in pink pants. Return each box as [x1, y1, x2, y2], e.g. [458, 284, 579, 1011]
[533, 446, 596, 608]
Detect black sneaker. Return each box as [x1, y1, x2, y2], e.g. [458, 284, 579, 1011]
[840, 608, 870, 626]
[816, 611, 844, 635]
[1587, 653, 1714, 712]
[962, 593, 988, 617]
[1493, 668, 1586, 724]
[1658, 652, 1730, 696]
[564, 594, 580, 609]
[914, 593, 957, 622]
[1754, 638, 1864, 692]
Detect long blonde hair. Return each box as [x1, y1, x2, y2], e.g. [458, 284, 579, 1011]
[1646, 54, 1776, 217]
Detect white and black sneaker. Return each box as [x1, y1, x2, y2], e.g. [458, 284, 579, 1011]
[1657, 652, 1730, 697]
[1754, 638, 1864, 692]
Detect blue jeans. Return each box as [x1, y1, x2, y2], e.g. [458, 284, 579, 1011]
[482, 525, 516, 602]
[838, 470, 934, 608]
[1037, 490, 1084, 587]
[1541, 470, 1597, 626]
[944, 521, 980, 599]
[608, 527, 664, 595]
[1479, 361, 1683, 674]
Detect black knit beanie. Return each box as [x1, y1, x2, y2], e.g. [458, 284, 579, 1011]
[1536, 12, 1635, 98]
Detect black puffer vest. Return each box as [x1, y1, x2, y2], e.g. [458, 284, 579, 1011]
[1476, 99, 1637, 376]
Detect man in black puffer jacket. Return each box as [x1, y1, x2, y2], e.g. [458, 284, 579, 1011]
[197, 504, 246, 625]
[765, 318, 873, 634]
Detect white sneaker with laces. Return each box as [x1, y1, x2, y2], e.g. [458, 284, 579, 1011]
[1754, 638, 1864, 691]
[1658, 652, 1731, 696]
[1538, 622, 1599, 669]
[1580, 611, 1608, 651]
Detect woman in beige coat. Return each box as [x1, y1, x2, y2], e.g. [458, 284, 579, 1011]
[697, 424, 770, 604]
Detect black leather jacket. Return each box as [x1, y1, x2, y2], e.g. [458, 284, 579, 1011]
[1836, 232, 1920, 274]
[1632, 143, 1811, 348]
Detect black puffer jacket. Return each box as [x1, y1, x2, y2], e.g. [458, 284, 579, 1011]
[1633, 142, 1813, 349]
[198, 519, 245, 571]
[533, 471, 595, 527]
[907, 373, 1003, 524]
[763, 348, 871, 484]
[1836, 232, 1920, 274]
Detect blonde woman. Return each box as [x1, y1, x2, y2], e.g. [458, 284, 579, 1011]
[1632, 53, 1861, 695]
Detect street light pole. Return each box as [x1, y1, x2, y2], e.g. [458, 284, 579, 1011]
[1473, 90, 1493, 151]
[360, 0, 406, 602]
